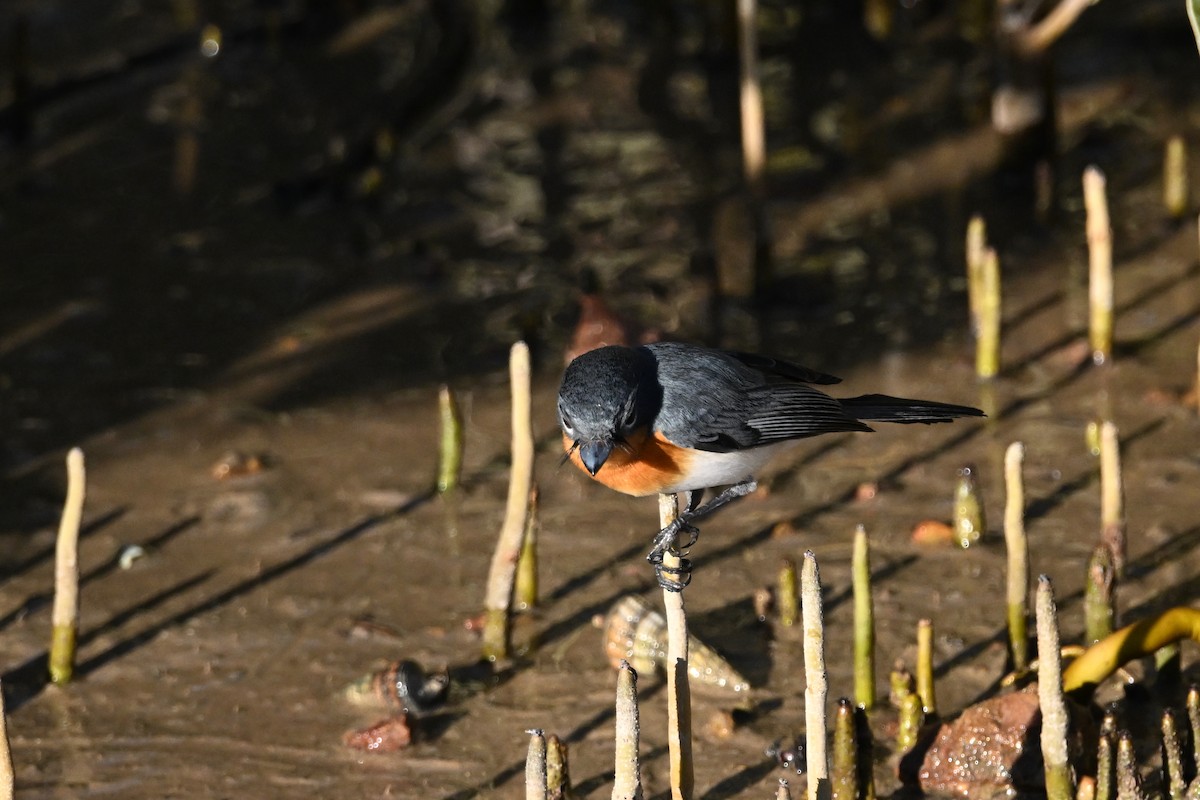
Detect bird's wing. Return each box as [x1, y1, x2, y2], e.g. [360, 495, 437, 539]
[646, 344, 867, 453]
[725, 351, 843, 385]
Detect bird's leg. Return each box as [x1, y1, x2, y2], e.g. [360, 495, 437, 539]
[647, 480, 758, 591]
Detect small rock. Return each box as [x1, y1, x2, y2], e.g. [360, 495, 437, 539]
[211, 451, 267, 480]
[902, 686, 1097, 797]
[702, 709, 736, 741]
[343, 714, 414, 752]
[771, 521, 799, 539]
[911, 519, 954, 546]
[855, 481, 879, 501]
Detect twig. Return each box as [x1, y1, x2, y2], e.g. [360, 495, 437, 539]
[1036, 575, 1075, 800]
[976, 248, 1001, 379]
[613, 661, 643, 800]
[1095, 732, 1114, 800]
[852, 525, 876, 711]
[50, 447, 86, 685]
[916, 619, 937, 717]
[659, 493, 693, 800]
[482, 342, 535, 661]
[1016, 0, 1099, 55]
[737, 0, 765, 199]
[778, 558, 799, 627]
[1084, 166, 1113, 366]
[0, 681, 12, 800]
[437, 384, 464, 494]
[526, 729, 547, 800]
[801, 551, 829, 800]
[1162, 710, 1186, 800]
[953, 464, 986, 548]
[1115, 732, 1142, 800]
[1164, 136, 1189, 219]
[515, 486, 540, 611]
[966, 215, 987, 338]
[1099, 421, 1125, 577]
[1004, 443, 1030, 672]
[1084, 544, 1115, 644]
[830, 699, 857, 800]
[546, 734, 573, 800]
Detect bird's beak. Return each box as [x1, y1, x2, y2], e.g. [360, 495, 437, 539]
[579, 439, 613, 476]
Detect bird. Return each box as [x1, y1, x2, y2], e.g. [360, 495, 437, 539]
[557, 342, 984, 589]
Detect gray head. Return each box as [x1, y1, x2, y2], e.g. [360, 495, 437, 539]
[558, 345, 659, 475]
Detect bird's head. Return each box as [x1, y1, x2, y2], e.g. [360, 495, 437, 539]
[557, 346, 655, 476]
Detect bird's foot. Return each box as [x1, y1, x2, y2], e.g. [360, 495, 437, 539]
[654, 557, 693, 591]
[646, 519, 699, 593]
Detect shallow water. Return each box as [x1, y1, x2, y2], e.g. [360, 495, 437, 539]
[1, 1, 1199, 798]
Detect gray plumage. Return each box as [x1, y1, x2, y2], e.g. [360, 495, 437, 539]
[558, 343, 983, 454]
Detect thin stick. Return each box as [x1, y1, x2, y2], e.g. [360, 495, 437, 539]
[613, 661, 643, 800]
[0, 681, 12, 800]
[953, 464, 986, 548]
[1004, 443, 1030, 672]
[778, 558, 799, 627]
[1084, 166, 1113, 366]
[852, 525, 876, 711]
[966, 215, 987, 338]
[855, 705, 876, 800]
[916, 619, 937, 717]
[737, 0, 765, 199]
[527, 729, 547, 800]
[515, 486, 540, 611]
[659, 493, 693, 800]
[546, 734, 572, 800]
[897, 691, 923, 754]
[1099, 421, 1125, 578]
[482, 342, 535, 661]
[1115, 733, 1140, 800]
[976, 247, 1001, 379]
[830, 699, 857, 800]
[1164, 135, 1189, 220]
[1189, 686, 1200, 776]
[801, 551, 829, 800]
[1162, 710, 1186, 800]
[1035, 575, 1075, 800]
[50, 447, 85, 685]
[1017, 0, 1097, 54]
[1084, 544, 1115, 644]
[1095, 733, 1113, 800]
[437, 384, 464, 494]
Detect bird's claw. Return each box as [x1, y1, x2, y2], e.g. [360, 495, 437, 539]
[655, 557, 693, 592]
[647, 520, 699, 592]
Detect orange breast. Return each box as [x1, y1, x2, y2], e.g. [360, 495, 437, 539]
[563, 430, 695, 497]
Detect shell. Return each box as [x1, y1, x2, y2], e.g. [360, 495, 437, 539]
[600, 595, 751, 693]
[344, 659, 449, 715]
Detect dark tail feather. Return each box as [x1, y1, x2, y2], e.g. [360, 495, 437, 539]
[839, 394, 985, 424]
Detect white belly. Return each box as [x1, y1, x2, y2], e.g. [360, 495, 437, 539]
[657, 442, 790, 494]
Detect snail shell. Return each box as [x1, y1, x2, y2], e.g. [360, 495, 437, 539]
[601, 595, 750, 693]
[345, 659, 449, 715]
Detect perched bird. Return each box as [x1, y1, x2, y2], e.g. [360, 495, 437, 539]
[558, 342, 984, 588]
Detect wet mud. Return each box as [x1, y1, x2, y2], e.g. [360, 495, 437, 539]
[1, 1, 1199, 797]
